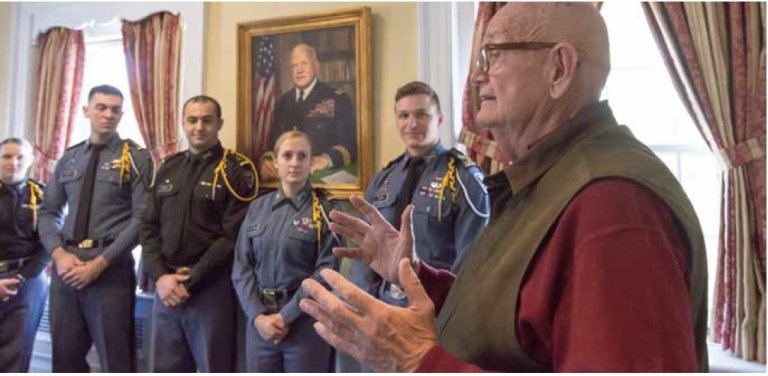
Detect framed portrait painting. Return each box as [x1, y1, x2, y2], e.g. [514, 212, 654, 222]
[237, 7, 372, 198]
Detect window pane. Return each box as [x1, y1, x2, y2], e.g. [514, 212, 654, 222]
[74, 39, 144, 148]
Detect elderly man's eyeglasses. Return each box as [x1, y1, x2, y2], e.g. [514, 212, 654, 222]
[476, 42, 557, 74]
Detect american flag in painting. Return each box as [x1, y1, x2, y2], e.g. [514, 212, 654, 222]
[252, 35, 277, 160]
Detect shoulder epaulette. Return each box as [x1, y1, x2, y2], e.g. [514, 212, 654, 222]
[312, 187, 334, 202]
[28, 178, 44, 190]
[382, 153, 406, 170]
[226, 149, 255, 168]
[449, 148, 476, 169]
[65, 140, 86, 152]
[123, 139, 144, 150]
[162, 151, 185, 164]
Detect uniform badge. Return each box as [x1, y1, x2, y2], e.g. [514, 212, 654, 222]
[199, 181, 223, 189]
[293, 217, 316, 233]
[388, 284, 406, 300]
[157, 182, 173, 193]
[308, 99, 335, 118]
[242, 170, 255, 190]
[62, 170, 77, 179]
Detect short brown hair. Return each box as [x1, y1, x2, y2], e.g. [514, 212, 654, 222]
[394, 81, 442, 114]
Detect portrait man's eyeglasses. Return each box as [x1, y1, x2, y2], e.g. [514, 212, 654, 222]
[476, 42, 557, 74]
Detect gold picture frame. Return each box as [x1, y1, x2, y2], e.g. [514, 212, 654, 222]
[237, 7, 372, 199]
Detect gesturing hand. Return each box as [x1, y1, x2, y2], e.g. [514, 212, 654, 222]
[328, 195, 419, 285]
[300, 259, 437, 372]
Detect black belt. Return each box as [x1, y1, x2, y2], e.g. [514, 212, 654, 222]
[0, 257, 28, 273]
[257, 287, 298, 309]
[65, 238, 114, 249]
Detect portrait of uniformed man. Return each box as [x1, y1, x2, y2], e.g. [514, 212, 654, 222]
[259, 42, 356, 184]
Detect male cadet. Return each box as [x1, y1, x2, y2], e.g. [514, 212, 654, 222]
[349, 81, 489, 309]
[259, 43, 356, 182]
[0, 137, 49, 372]
[39, 84, 153, 372]
[140, 95, 257, 372]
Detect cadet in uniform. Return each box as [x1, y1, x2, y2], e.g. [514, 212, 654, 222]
[232, 130, 341, 372]
[140, 95, 257, 372]
[0, 137, 49, 372]
[350, 81, 489, 308]
[260, 43, 356, 181]
[38, 85, 153, 372]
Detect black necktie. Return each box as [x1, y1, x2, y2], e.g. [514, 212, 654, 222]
[392, 158, 425, 230]
[73, 143, 105, 242]
[298, 89, 305, 104]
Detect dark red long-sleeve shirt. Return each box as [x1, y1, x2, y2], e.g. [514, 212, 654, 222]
[416, 179, 698, 372]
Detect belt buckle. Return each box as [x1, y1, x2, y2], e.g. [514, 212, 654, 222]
[388, 284, 407, 300]
[78, 239, 95, 249]
[0, 261, 7, 273]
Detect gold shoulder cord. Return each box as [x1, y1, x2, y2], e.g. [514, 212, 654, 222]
[312, 191, 323, 251]
[436, 157, 458, 221]
[211, 149, 260, 202]
[118, 142, 158, 188]
[27, 181, 44, 231]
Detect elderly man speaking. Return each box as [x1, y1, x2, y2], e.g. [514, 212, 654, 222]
[299, 2, 708, 372]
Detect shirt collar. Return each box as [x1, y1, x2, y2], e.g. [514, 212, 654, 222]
[186, 142, 224, 163]
[0, 179, 27, 194]
[86, 133, 123, 152]
[503, 101, 616, 194]
[297, 78, 318, 101]
[401, 142, 446, 171]
[272, 181, 313, 210]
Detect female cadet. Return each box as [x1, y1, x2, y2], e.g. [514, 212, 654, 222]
[0, 137, 49, 372]
[232, 130, 341, 372]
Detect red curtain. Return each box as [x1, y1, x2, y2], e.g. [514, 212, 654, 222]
[32, 27, 85, 183]
[122, 11, 183, 164]
[644, 2, 766, 363]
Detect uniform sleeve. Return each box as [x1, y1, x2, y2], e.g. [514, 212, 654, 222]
[451, 166, 489, 271]
[186, 163, 255, 290]
[280, 197, 343, 325]
[231, 204, 268, 325]
[346, 178, 383, 296]
[38, 157, 68, 253]
[328, 92, 356, 167]
[101, 148, 153, 263]
[139, 167, 171, 282]
[18, 243, 50, 280]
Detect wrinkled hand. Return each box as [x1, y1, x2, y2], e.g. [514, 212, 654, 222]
[0, 278, 20, 301]
[300, 259, 437, 372]
[258, 157, 279, 182]
[310, 155, 331, 174]
[329, 195, 418, 285]
[156, 273, 190, 307]
[51, 247, 84, 277]
[254, 313, 288, 343]
[62, 256, 108, 289]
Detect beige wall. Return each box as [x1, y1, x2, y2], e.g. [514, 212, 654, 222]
[205, 2, 417, 170]
[0, 3, 11, 134]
